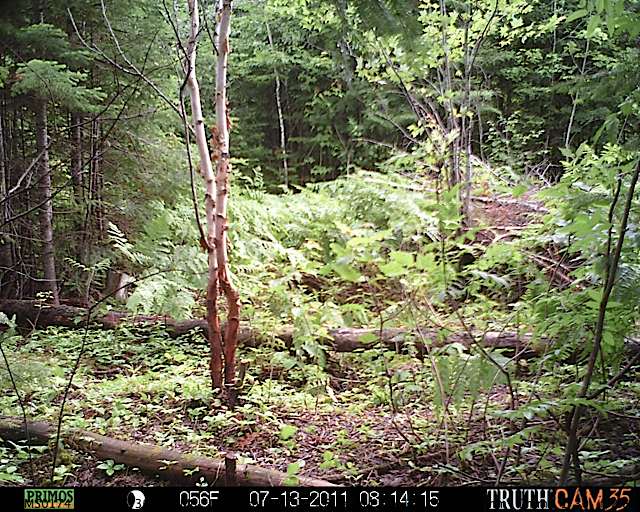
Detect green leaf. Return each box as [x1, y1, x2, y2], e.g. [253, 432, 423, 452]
[512, 183, 527, 199]
[585, 15, 601, 37]
[566, 9, 589, 22]
[620, 102, 633, 116]
[389, 251, 414, 267]
[287, 462, 301, 475]
[586, 289, 603, 303]
[602, 330, 614, 347]
[279, 425, 298, 440]
[331, 262, 362, 282]
[415, 253, 436, 271]
[379, 260, 404, 276]
[358, 333, 378, 344]
[284, 476, 300, 486]
[283, 357, 298, 370]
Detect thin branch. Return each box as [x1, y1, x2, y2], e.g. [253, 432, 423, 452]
[559, 157, 640, 485]
[68, 6, 192, 133]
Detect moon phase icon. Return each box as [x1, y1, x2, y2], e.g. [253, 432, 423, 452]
[127, 490, 146, 509]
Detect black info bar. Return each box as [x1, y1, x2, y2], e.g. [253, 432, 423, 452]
[6, 486, 639, 511]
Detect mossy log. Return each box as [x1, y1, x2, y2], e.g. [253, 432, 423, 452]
[0, 415, 336, 487]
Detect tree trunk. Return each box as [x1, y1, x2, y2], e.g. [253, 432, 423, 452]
[185, 0, 240, 396]
[34, 97, 59, 305]
[214, 0, 241, 393]
[266, 20, 288, 187]
[0, 416, 337, 487]
[0, 105, 14, 299]
[70, 112, 84, 202]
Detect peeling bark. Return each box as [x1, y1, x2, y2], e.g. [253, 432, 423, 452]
[185, 0, 240, 395]
[213, 1, 241, 394]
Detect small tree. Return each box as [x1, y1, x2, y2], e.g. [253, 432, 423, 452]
[185, 0, 240, 398]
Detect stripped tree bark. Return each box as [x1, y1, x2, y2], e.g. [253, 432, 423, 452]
[185, 0, 240, 399]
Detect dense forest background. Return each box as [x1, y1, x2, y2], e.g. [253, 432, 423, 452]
[0, 0, 639, 488]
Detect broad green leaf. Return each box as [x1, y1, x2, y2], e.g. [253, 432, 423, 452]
[379, 260, 404, 276]
[302, 343, 322, 358]
[279, 425, 298, 440]
[389, 251, 415, 267]
[512, 183, 527, 198]
[566, 9, 589, 22]
[416, 253, 436, 271]
[586, 289, 603, 303]
[602, 330, 614, 347]
[585, 15, 601, 37]
[287, 462, 301, 475]
[620, 102, 633, 116]
[331, 262, 362, 282]
[358, 332, 378, 344]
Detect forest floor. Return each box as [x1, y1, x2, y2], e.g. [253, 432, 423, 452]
[17, 364, 640, 488]
[2, 192, 640, 488]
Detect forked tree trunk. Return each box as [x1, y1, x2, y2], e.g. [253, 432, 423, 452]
[214, 1, 241, 391]
[34, 98, 59, 305]
[185, 0, 239, 397]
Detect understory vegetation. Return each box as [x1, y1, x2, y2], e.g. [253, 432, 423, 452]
[2, 167, 640, 486]
[1, 0, 640, 488]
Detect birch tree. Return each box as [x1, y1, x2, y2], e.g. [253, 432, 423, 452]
[185, 0, 240, 397]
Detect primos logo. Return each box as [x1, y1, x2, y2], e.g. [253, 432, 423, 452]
[24, 489, 74, 509]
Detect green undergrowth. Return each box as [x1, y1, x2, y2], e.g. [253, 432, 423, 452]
[2, 163, 640, 485]
[1, 318, 639, 486]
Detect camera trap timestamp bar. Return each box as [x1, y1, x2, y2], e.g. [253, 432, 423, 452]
[4, 486, 637, 511]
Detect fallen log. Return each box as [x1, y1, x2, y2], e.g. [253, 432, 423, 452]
[0, 416, 336, 487]
[0, 299, 552, 356]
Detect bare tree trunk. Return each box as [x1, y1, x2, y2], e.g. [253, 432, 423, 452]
[438, 0, 460, 191]
[462, 5, 473, 229]
[214, 1, 241, 392]
[266, 20, 288, 187]
[565, 39, 589, 149]
[70, 112, 84, 202]
[186, 0, 221, 390]
[34, 98, 59, 304]
[0, 107, 13, 299]
[185, 0, 239, 396]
